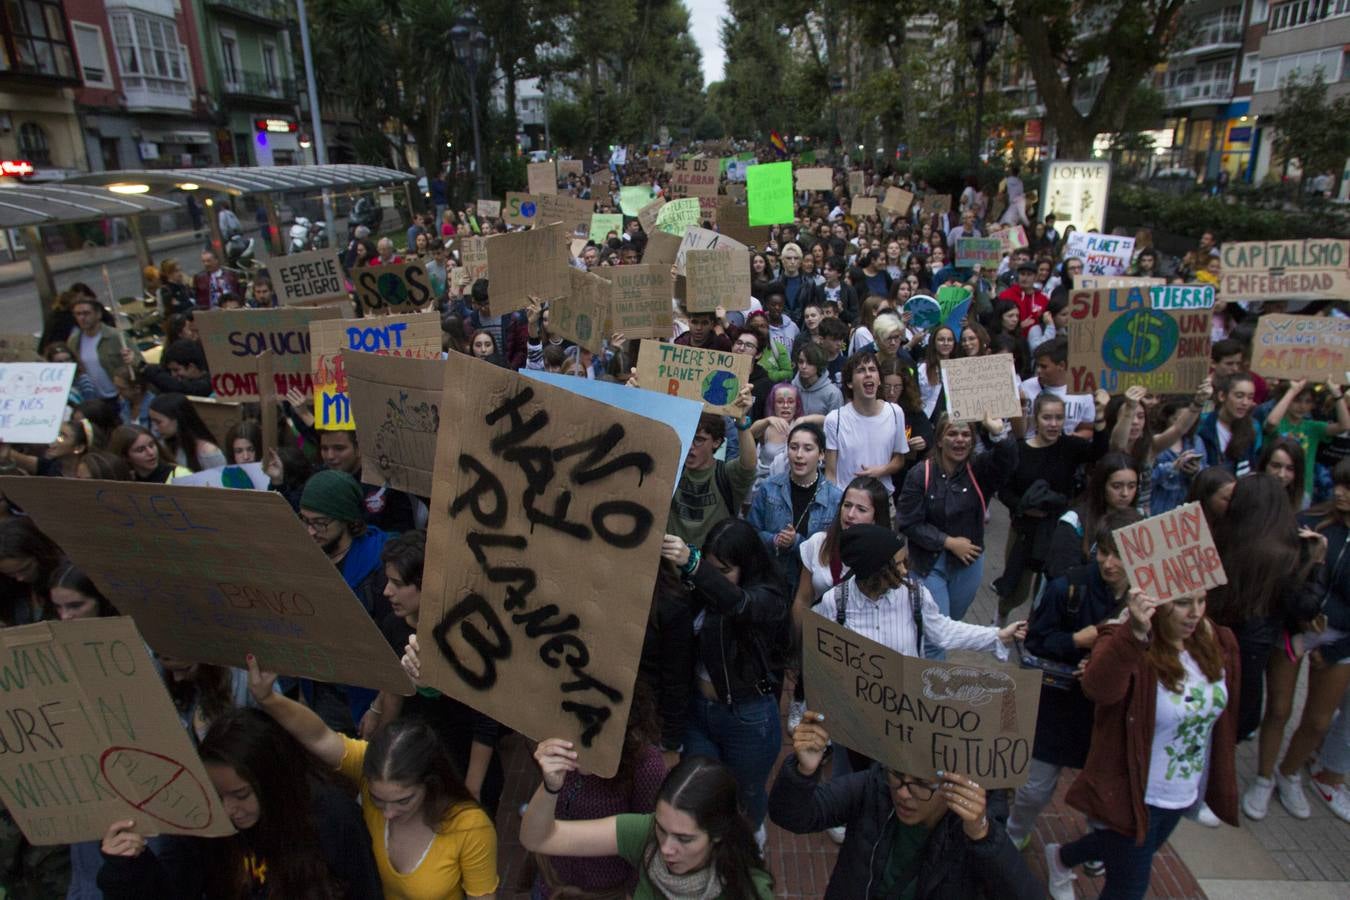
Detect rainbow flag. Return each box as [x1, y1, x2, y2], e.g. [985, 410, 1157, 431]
[769, 130, 788, 158]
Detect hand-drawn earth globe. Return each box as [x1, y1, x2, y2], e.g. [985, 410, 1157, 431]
[701, 369, 740, 406]
[377, 272, 410, 307]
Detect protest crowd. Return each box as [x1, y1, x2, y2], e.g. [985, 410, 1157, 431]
[1, 144, 1349, 900]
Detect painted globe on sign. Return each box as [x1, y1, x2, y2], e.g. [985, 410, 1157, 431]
[1101, 308, 1179, 373]
[377, 272, 410, 307]
[701, 369, 740, 406]
[575, 314, 593, 341]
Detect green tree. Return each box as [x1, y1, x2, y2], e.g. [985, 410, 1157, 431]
[1268, 70, 1350, 202]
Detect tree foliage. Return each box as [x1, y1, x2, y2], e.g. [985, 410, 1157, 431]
[1269, 71, 1350, 199]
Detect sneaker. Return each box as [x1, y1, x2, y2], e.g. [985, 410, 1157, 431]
[1083, 859, 1105, 877]
[1044, 843, 1076, 900]
[787, 699, 806, 735]
[1242, 775, 1274, 820]
[755, 824, 766, 853]
[1194, 802, 1222, 828]
[826, 825, 846, 844]
[1276, 770, 1312, 819]
[1308, 765, 1350, 824]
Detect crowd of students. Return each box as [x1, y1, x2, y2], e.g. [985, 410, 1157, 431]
[1, 152, 1347, 900]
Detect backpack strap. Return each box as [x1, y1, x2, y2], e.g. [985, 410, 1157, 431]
[714, 462, 735, 517]
[909, 576, 925, 656]
[835, 580, 849, 626]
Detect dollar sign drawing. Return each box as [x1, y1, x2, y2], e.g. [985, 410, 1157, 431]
[1110, 312, 1163, 369]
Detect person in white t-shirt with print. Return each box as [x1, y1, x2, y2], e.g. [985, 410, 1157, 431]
[824, 352, 909, 495]
[1017, 337, 1095, 440]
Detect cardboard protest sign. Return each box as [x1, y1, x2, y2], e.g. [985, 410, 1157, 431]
[675, 227, 747, 277]
[1000, 224, 1029, 251]
[620, 185, 656, 217]
[344, 352, 442, 498]
[881, 187, 914, 215]
[940, 354, 1022, 423]
[635, 340, 751, 415]
[485, 222, 569, 310]
[609, 265, 673, 340]
[1114, 502, 1226, 602]
[796, 167, 833, 191]
[175, 462, 270, 490]
[1078, 276, 1164, 290]
[851, 196, 877, 217]
[569, 239, 588, 260]
[477, 199, 501, 219]
[1063, 232, 1136, 276]
[1252, 314, 1350, 385]
[536, 194, 593, 237]
[655, 198, 701, 236]
[955, 237, 1003, 269]
[589, 213, 623, 242]
[642, 231, 681, 267]
[419, 354, 679, 777]
[0, 617, 235, 845]
[557, 159, 584, 180]
[802, 612, 1040, 788]
[922, 194, 952, 217]
[0, 478, 414, 695]
[188, 397, 242, 443]
[847, 170, 866, 196]
[746, 161, 794, 226]
[591, 168, 614, 192]
[1065, 287, 1211, 394]
[903, 295, 941, 331]
[724, 159, 755, 183]
[504, 192, 539, 227]
[636, 198, 665, 235]
[351, 260, 436, 314]
[684, 248, 751, 313]
[459, 235, 489, 283]
[670, 157, 718, 197]
[310, 311, 443, 429]
[197, 306, 343, 401]
[1220, 239, 1350, 302]
[1148, 284, 1215, 311]
[0, 363, 75, 444]
[696, 195, 719, 225]
[527, 161, 558, 195]
[0, 333, 40, 362]
[715, 199, 770, 248]
[271, 249, 346, 306]
[552, 269, 610, 355]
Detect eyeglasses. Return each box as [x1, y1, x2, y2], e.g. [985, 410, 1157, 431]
[733, 339, 759, 351]
[886, 770, 938, 800]
[299, 514, 335, 532]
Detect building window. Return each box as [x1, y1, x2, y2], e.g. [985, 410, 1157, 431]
[1269, 0, 1350, 32]
[109, 11, 188, 98]
[17, 121, 50, 164]
[0, 0, 77, 78]
[1257, 47, 1344, 91]
[220, 32, 241, 89]
[71, 22, 112, 88]
[261, 41, 278, 90]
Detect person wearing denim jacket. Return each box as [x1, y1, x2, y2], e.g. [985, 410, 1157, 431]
[748, 422, 842, 595]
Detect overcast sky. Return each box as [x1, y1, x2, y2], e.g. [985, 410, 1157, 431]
[684, 0, 728, 86]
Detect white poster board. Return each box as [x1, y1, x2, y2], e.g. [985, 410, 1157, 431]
[1041, 161, 1111, 233]
[0, 362, 75, 443]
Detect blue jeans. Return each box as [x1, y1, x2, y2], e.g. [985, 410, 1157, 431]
[684, 692, 781, 828]
[1058, 805, 1184, 900]
[922, 553, 985, 660]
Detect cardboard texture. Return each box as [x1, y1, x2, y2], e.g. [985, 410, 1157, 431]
[476, 199, 501, 218]
[310, 312, 443, 428]
[684, 248, 751, 313]
[188, 397, 243, 444]
[1114, 502, 1227, 602]
[527, 161, 558, 195]
[0, 363, 75, 443]
[802, 612, 1040, 788]
[940, 354, 1022, 423]
[881, 187, 914, 215]
[608, 265, 673, 340]
[955, 237, 1003, 269]
[696, 195, 719, 225]
[569, 239, 588, 259]
[847, 170, 866, 197]
[419, 354, 679, 777]
[257, 350, 276, 460]
[1077, 276, 1165, 290]
[504, 192, 539, 227]
[636, 198, 665, 235]
[746, 161, 794, 226]
[536, 194, 593, 236]
[1220, 239, 1350, 302]
[0, 478, 414, 695]
[485, 223, 569, 310]
[796, 167, 833, 191]
[0, 333, 40, 362]
[642, 231, 681, 267]
[351, 260, 436, 314]
[1252, 314, 1350, 385]
[553, 269, 610, 355]
[922, 194, 952, 216]
[557, 160, 584, 180]
[655, 198, 701, 236]
[0, 617, 236, 845]
[851, 196, 878, 217]
[723, 183, 747, 202]
[1063, 232, 1136, 276]
[675, 227, 747, 277]
[589, 213, 623, 242]
[1065, 287, 1211, 394]
[344, 353, 443, 498]
[635, 339, 751, 414]
[715, 200, 770, 248]
[197, 306, 342, 401]
[459, 235, 490, 283]
[271, 249, 346, 306]
[670, 157, 718, 197]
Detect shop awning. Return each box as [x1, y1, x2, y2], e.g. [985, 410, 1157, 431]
[0, 183, 180, 229]
[63, 163, 415, 197]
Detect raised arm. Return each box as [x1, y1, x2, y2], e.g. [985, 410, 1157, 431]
[520, 738, 622, 856]
[1152, 379, 1211, 452]
[1264, 379, 1303, 434]
[246, 655, 345, 769]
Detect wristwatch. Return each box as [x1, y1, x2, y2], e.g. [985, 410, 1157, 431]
[735, 414, 753, 431]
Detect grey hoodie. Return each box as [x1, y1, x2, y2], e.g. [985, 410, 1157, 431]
[794, 372, 843, 416]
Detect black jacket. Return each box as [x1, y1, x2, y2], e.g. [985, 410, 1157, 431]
[639, 567, 696, 752]
[769, 757, 1041, 900]
[138, 363, 213, 398]
[686, 558, 789, 704]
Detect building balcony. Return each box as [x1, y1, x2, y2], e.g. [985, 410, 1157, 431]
[206, 0, 289, 27]
[222, 71, 295, 104]
[1175, 25, 1243, 56]
[1162, 78, 1234, 108]
[122, 76, 193, 112]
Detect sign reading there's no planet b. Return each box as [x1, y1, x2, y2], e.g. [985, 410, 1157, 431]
[635, 340, 751, 415]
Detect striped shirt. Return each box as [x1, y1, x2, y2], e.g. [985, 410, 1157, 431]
[815, 577, 1008, 661]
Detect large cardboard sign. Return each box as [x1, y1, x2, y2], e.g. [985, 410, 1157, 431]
[954, 237, 1003, 270]
[0, 478, 414, 695]
[459, 235, 490, 283]
[188, 397, 243, 443]
[940, 354, 1022, 423]
[351, 260, 436, 314]
[643, 231, 681, 267]
[847, 170, 866, 196]
[851, 196, 877, 217]
[197, 306, 342, 401]
[0, 617, 235, 845]
[504, 192, 539, 227]
[670, 157, 718, 198]
[796, 167, 833, 191]
[476, 199, 501, 219]
[557, 159, 584, 180]
[310, 312, 443, 429]
[674, 227, 747, 277]
[271, 249, 346, 306]
[609, 264, 673, 340]
[1220, 239, 1350, 302]
[0, 333, 40, 363]
[536, 194, 593, 237]
[1041, 160, 1111, 233]
[485, 223, 569, 310]
[635, 340, 751, 415]
[1063, 232, 1135, 276]
[802, 612, 1040, 788]
[636, 198, 665, 235]
[881, 187, 913, 215]
[1252, 314, 1350, 385]
[1114, 502, 1226, 602]
[419, 354, 679, 777]
[684, 248, 751, 313]
[1065, 287, 1211, 394]
[0, 362, 75, 444]
[527, 161, 558, 195]
[552, 269, 610, 355]
[716, 200, 770, 248]
[345, 353, 443, 498]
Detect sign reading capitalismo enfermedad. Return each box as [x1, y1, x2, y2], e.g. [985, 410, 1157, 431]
[1220, 239, 1350, 302]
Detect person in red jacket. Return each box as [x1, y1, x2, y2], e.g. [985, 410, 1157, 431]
[192, 249, 241, 310]
[996, 263, 1049, 335]
[1043, 588, 1240, 900]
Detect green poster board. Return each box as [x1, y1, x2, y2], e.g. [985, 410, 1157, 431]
[746, 162, 794, 227]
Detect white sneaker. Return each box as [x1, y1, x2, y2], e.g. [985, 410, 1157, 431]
[1194, 802, 1221, 828]
[1044, 843, 1076, 900]
[826, 825, 846, 844]
[1276, 770, 1312, 819]
[1242, 775, 1274, 820]
[1308, 765, 1350, 824]
[754, 823, 766, 853]
[787, 699, 805, 735]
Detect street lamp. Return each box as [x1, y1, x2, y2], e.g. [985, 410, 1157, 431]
[450, 14, 490, 200]
[966, 4, 1006, 169]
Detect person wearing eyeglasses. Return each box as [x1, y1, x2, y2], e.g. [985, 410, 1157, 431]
[768, 709, 1040, 900]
